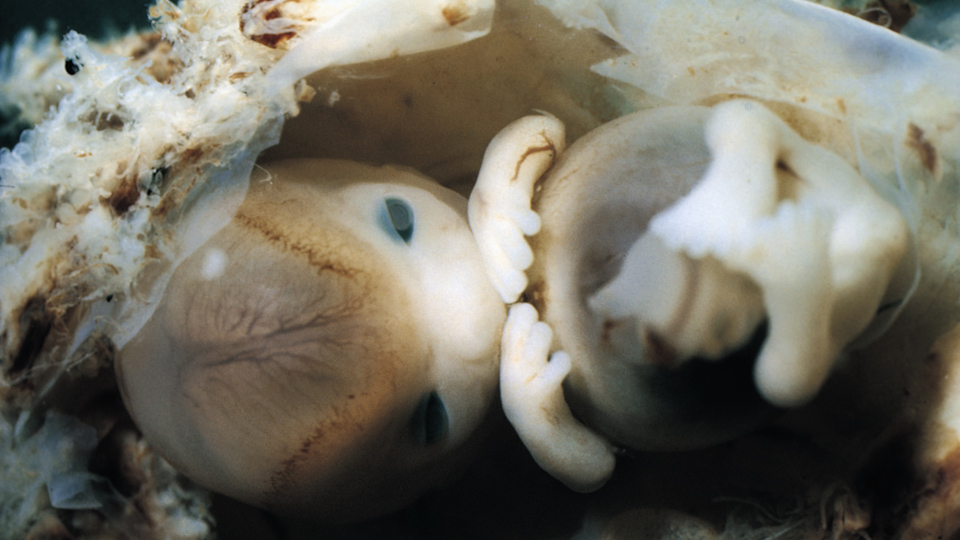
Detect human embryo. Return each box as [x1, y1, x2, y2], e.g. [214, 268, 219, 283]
[115, 100, 912, 517]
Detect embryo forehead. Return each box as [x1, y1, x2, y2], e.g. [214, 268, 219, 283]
[223, 179, 445, 507]
[185, 177, 426, 395]
[225, 176, 424, 357]
[148, 179, 438, 505]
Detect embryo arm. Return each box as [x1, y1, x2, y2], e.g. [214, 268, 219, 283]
[500, 303, 617, 492]
[471, 115, 616, 491]
[468, 114, 565, 303]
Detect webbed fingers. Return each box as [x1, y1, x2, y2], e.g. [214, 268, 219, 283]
[499, 269, 531, 305]
[492, 217, 536, 271]
[469, 114, 566, 304]
[483, 249, 528, 304]
[509, 207, 542, 236]
[499, 306, 615, 493]
[646, 99, 909, 406]
[501, 303, 541, 367]
[500, 304, 570, 402]
[472, 217, 531, 303]
[471, 210, 532, 303]
[537, 350, 573, 388]
[502, 304, 553, 394]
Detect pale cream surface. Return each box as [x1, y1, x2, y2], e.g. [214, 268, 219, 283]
[117, 159, 505, 520]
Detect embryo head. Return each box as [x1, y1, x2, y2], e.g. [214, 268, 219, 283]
[116, 159, 505, 520]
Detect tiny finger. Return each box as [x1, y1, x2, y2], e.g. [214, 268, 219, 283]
[536, 350, 572, 387]
[502, 303, 539, 361]
[510, 207, 542, 236]
[519, 321, 553, 377]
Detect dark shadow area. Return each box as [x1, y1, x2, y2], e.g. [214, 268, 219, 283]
[1, 0, 151, 150]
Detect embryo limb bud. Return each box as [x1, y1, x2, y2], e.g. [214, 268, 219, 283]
[648, 99, 910, 407]
[469, 114, 566, 303]
[500, 303, 616, 492]
[588, 232, 765, 365]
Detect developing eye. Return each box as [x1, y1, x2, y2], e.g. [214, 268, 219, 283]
[411, 391, 449, 445]
[380, 198, 415, 244]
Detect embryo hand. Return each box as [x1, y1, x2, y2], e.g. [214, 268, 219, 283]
[649, 99, 909, 407]
[468, 114, 565, 303]
[500, 303, 616, 492]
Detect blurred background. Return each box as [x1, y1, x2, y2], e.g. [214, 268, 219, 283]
[3, 0, 958, 55]
[1, 0, 959, 150]
[0, 0, 150, 149]
[0, 0, 150, 47]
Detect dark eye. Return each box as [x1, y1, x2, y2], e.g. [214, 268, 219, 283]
[380, 198, 414, 244]
[411, 391, 448, 446]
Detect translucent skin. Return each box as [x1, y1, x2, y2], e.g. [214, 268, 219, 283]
[471, 101, 909, 492]
[116, 159, 505, 520]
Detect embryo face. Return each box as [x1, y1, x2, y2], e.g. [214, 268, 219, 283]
[116, 159, 505, 520]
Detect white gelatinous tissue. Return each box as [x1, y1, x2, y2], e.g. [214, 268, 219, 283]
[541, 0, 960, 131]
[265, 0, 496, 97]
[539, 0, 960, 379]
[538, 0, 959, 262]
[0, 0, 497, 364]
